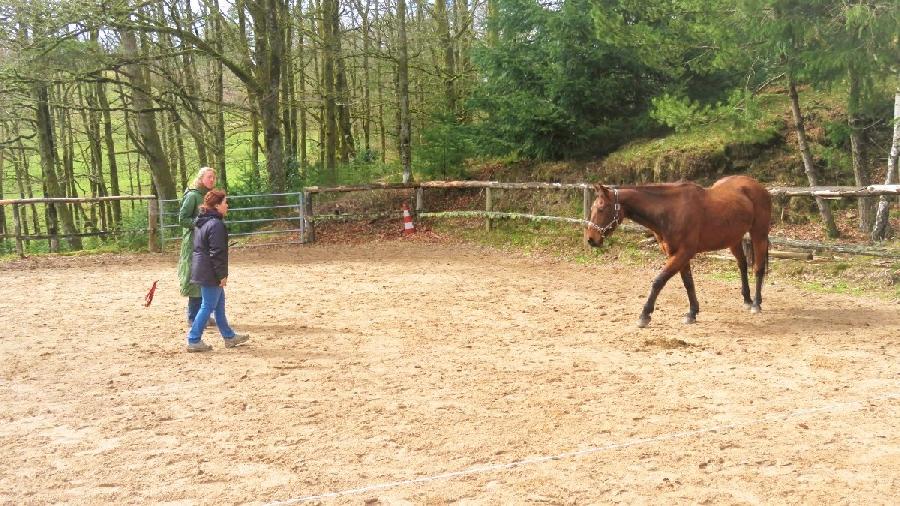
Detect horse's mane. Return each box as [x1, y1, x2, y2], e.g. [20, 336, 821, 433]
[614, 181, 703, 195]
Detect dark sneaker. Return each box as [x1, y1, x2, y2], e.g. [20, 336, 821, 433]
[186, 341, 213, 352]
[223, 334, 250, 348]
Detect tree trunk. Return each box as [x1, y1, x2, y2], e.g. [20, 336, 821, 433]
[211, 4, 228, 187]
[333, 2, 355, 163]
[313, 0, 324, 170]
[120, 30, 177, 200]
[0, 148, 5, 237]
[336, 56, 355, 163]
[376, 5, 386, 163]
[178, 0, 210, 167]
[161, 106, 177, 190]
[57, 84, 77, 211]
[250, 0, 287, 193]
[80, 80, 108, 232]
[848, 64, 874, 231]
[322, 0, 338, 182]
[486, 0, 499, 48]
[14, 131, 39, 242]
[251, 104, 260, 177]
[33, 83, 81, 250]
[872, 87, 900, 240]
[788, 74, 839, 238]
[454, 0, 472, 122]
[13, 150, 32, 246]
[412, 0, 425, 148]
[298, 1, 308, 172]
[236, 0, 260, 180]
[152, 7, 179, 198]
[397, 0, 412, 183]
[360, 0, 371, 152]
[281, 0, 295, 162]
[172, 110, 187, 190]
[435, 0, 457, 116]
[117, 81, 137, 209]
[97, 79, 122, 224]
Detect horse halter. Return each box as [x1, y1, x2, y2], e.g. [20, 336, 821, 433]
[594, 188, 622, 238]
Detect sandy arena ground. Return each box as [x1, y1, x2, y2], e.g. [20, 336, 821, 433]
[0, 242, 898, 505]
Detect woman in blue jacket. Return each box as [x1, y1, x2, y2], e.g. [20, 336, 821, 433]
[185, 189, 250, 352]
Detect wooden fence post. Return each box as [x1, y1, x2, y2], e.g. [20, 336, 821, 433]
[485, 187, 493, 231]
[147, 198, 160, 253]
[303, 191, 316, 243]
[298, 192, 305, 243]
[582, 187, 592, 250]
[415, 187, 424, 213]
[12, 203, 23, 258]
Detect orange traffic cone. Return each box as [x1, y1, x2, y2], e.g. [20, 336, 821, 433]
[402, 202, 416, 235]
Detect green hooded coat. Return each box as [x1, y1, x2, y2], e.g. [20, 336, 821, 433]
[177, 186, 209, 297]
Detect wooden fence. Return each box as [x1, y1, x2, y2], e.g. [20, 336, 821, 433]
[302, 181, 900, 257]
[1, 182, 898, 259]
[0, 195, 159, 258]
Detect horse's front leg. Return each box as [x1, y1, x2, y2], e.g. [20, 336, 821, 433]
[680, 262, 700, 324]
[638, 254, 691, 328]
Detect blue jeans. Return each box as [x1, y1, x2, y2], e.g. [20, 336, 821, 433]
[187, 285, 236, 343]
[187, 296, 202, 324]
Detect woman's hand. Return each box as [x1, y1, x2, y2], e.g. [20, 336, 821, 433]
[220, 277, 228, 287]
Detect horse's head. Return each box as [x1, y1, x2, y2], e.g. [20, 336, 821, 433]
[585, 184, 621, 248]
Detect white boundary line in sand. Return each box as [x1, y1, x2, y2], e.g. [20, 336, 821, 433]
[266, 391, 900, 505]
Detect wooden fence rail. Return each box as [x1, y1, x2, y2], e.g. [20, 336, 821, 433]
[2, 183, 898, 258]
[305, 181, 900, 195]
[767, 185, 900, 198]
[0, 195, 157, 206]
[0, 195, 159, 258]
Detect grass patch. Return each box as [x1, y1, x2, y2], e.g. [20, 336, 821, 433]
[707, 268, 741, 283]
[605, 93, 789, 167]
[801, 280, 866, 297]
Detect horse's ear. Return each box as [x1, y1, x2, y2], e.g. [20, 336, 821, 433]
[594, 184, 611, 198]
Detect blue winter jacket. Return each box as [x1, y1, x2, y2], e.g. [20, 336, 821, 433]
[190, 209, 228, 286]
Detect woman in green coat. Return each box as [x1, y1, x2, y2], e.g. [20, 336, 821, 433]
[177, 167, 216, 324]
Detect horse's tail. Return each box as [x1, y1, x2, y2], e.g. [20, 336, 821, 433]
[764, 235, 771, 280]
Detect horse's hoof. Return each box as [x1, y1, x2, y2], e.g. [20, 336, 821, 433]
[743, 303, 753, 311]
[637, 316, 651, 328]
[683, 314, 696, 324]
[750, 305, 761, 314]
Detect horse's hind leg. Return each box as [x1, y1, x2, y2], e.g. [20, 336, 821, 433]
[729, 243, 753, 309]
[680, 262, 700, 324]
[750, 235, 769, 314]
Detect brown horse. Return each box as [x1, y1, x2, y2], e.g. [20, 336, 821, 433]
[585, 175, 771, 328]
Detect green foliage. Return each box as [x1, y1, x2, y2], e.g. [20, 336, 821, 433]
[606, 90, 786, 171]
[471, 0, 659, 160]
[111, 207, 150, 251]
[651, 88, 773, 133]
[229, 164, 269, 195]
[300, 157, 400, 188]
[0, 238, 14, 257]
[417, 113, 473, 180]
[650, 95, 719, 133]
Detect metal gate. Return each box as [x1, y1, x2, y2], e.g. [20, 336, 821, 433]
[159, 192, 307, 249]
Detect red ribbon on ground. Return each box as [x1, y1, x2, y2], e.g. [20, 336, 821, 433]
[144, 280, 159, 307]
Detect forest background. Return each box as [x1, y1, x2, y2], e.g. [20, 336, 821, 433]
[0, 0, 897, 255]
